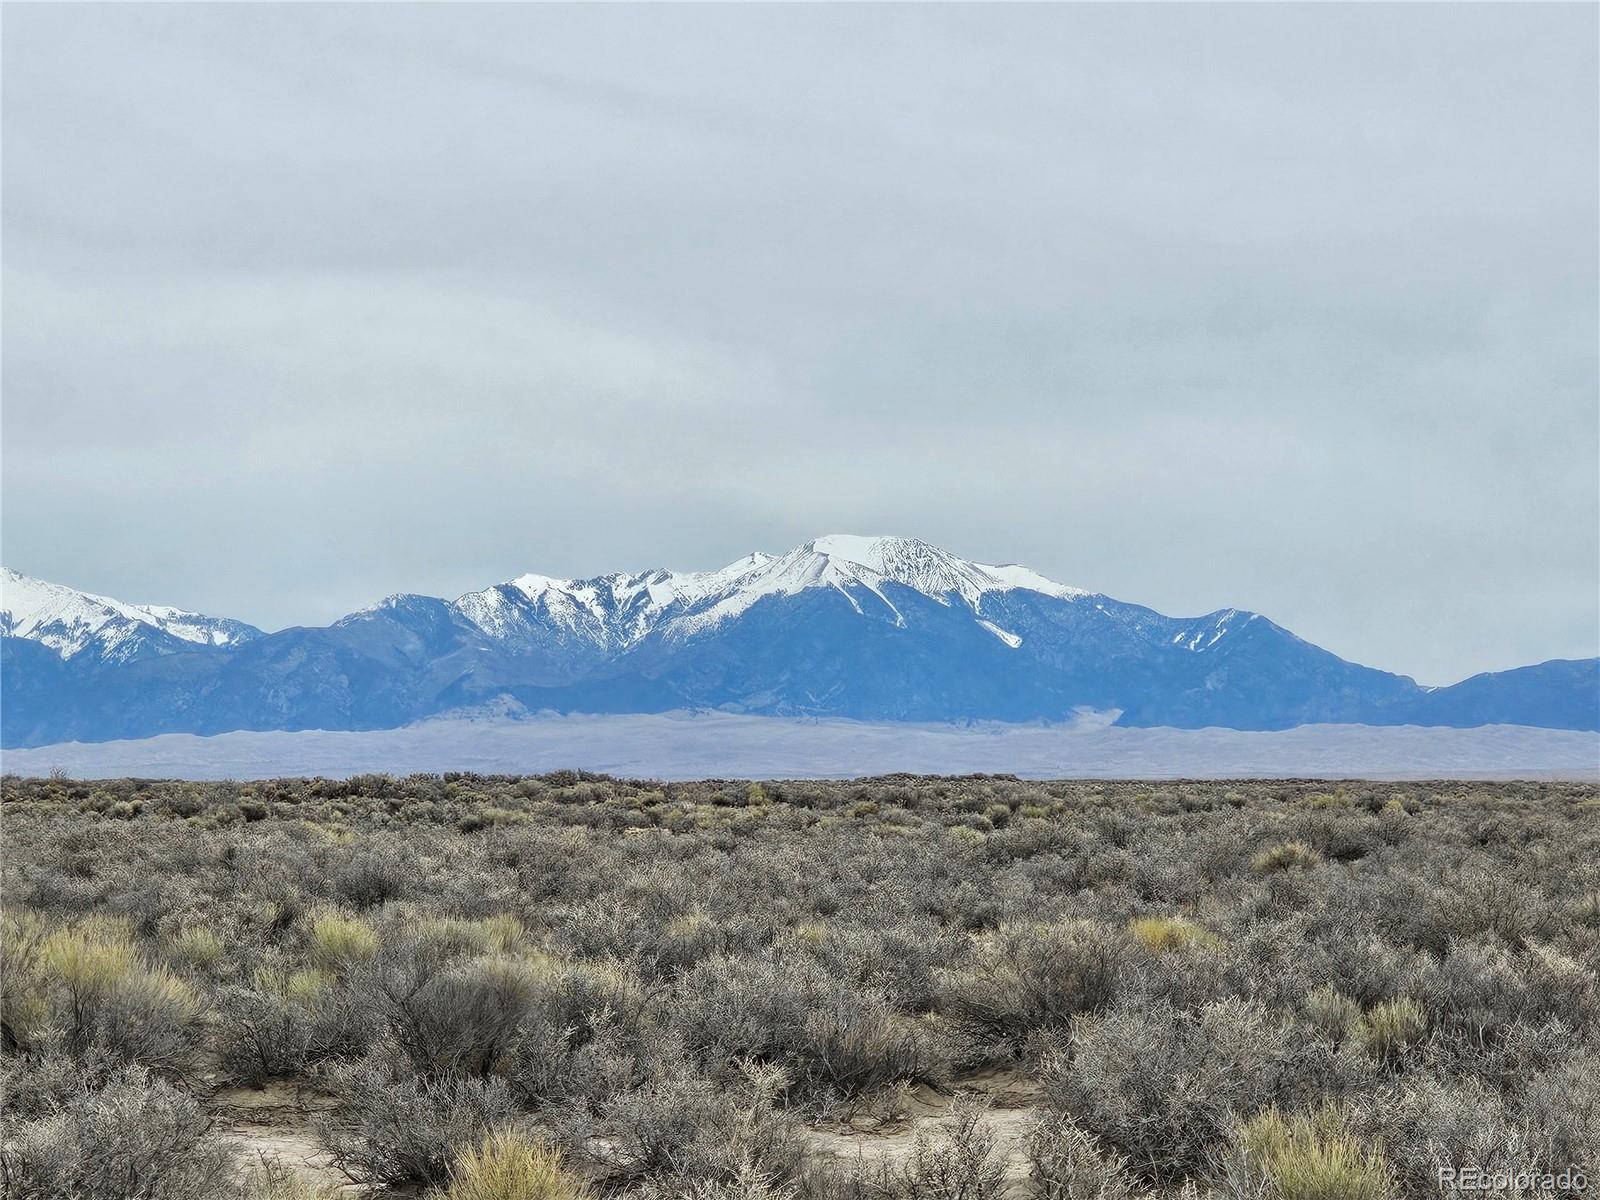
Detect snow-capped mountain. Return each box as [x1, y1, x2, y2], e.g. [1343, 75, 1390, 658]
[1, 568, 261, 666]
[440, 536, 1087, 655]
[445, 551, 778, 654]
[2, 538, 1595, 748]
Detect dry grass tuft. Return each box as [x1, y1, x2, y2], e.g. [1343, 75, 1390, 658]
[1252, 840, 1323, 873]
[165, 925, 225, 972]
[1356, 997, 1427, 1060]
[1127, 916, 1220, 954]
[429, 1130, 590, 1200]
[41, 917, 140, 993]
[1238, 1106, 1394, 1200]
[1303, 987, 1362, 1042]
[307, 908, 379, 973]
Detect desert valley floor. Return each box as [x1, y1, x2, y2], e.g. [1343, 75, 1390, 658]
[2, 772, 1597, 1199]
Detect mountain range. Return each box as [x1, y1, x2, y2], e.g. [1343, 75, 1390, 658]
[3, 536, 1596, 749]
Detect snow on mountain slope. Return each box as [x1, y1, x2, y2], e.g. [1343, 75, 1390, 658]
[656, 535, 1091, 637]
[451, 553, 778, 651]
[807, 535, 1088, 604]
[452, 536, 1090, 649]
[976, 619, 1024, 648]
[1166, 608, 1262, 652]
[0, 568, 261, 662]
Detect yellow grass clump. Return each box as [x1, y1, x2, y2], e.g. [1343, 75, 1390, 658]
[1, 910, 51, 1044]
[255, 965, 334, 1005]
[166, 925, 225, 971]
[307, 908, 379, 973]
[665, 911, 713, 936]
[1356, 997, 1427, 1060]
[41, 916, 139, 993]
[1239, 1106, 1394, 1200]
[8, 915, 202, 1051]
[478, 914, 528, 955]
[415, 914, 530, 959]
[457, 954, 547, 1006]
[1304, 986, 1362, 1042]
[1252, 840, 1323, 873]
[1128, 916, 1221, 954]
[429, 1130, 590, 1200]
[791, 920, 830, 948]
[239, 1160, 346, 1200]
[109, 965, 203, 1021]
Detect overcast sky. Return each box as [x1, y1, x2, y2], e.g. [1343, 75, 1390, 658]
[4, 4, 1596, 686]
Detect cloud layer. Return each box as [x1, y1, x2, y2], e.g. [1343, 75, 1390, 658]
[4, 4, 1596, 684]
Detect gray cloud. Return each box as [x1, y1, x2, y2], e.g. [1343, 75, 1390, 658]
[4, 3, 1595, 685]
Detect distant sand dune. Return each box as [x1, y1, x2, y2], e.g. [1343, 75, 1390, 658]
[3, 712, 1595, 781]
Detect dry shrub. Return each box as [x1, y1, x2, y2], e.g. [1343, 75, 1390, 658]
[88, 967, 205, 1073]
[1355, 1073, 1537, 1198]
[1025, 1110, 1139, 1200]
[1047, 997, 1300, 1182]
[219, 961, 367, 1084]
[0, 1065, 237, 1200]
[578, 1059, 803, 1188]
[318, 1054, 525, 1188]
[408, 954, 547, 1076]
[1518, 1048, 1600, 1179]
[802, 988, 936, 1098]
[644, 1163, 796, 1200]
[333, 849, 412, 907]
[832, 1103, 1005, 1200]
[1424, 861, 1559, 951]
[674, 954, 935, 1099]
[938, 921, 1127, 1057]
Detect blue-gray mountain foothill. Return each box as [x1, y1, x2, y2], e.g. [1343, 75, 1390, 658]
[2, 538, 1596, 750]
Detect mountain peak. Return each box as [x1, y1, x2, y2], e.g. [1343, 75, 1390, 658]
[805, 533, 930, 564]
[1, 568, 262, 661]
[652, 535, 1088, 638]
[788, 534, 1088, 607]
